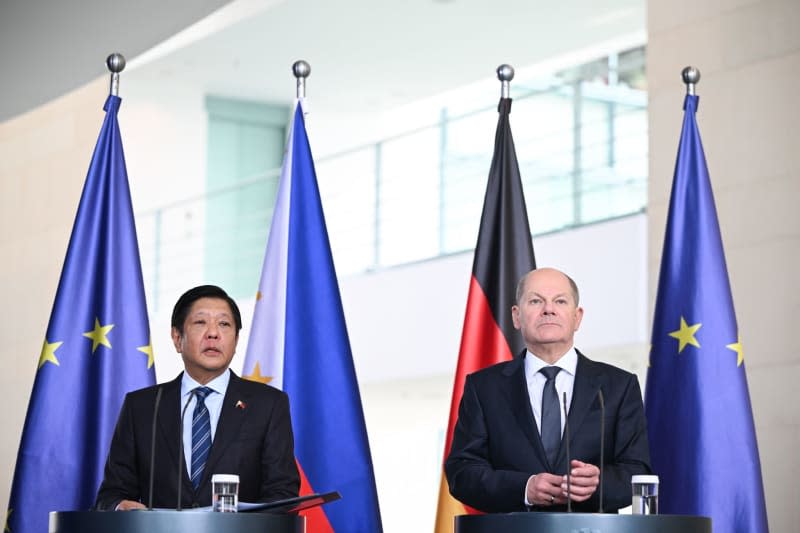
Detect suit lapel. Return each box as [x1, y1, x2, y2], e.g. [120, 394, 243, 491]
[156, 374, 194, 495]
[504, 351, 549, 465]
[558, 351, 607, 465]
[200, 372, 250, 487]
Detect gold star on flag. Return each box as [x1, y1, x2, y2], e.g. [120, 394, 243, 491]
[244, 361, 273, 384]
[38, 339, 63, 368]
[83, 318, 114, 353]
[256, 290, 262, 301]
[669, 316, 701, 354]
[726, 335, 744, 367]
[137, 340, 155, 369]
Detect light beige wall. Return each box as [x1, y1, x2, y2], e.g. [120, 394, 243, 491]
[0, 76, 107, 514]
[647, 0, 800, 530]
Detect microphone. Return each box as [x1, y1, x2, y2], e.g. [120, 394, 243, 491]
[562, 391, 571, 513]
[147, 386, 163, 510]
[597, 388, 605, 513]
[176, 389, 197, 511]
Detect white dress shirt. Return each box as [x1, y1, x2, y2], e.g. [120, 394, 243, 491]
[524, 347, 578, 440]
[180, 371, 230, 473]
[523, 347, 578, 506]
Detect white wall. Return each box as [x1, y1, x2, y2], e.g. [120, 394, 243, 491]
[646, 1, 800, 530]
[149, 213, 649, 384]
[0, 79, 109, 514]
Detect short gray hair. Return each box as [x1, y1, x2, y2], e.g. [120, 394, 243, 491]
[515, 269, 580, 306]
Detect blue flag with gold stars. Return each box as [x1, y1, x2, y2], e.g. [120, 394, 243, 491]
[7, 95, 155, 533]
[645, 94, 768, 532]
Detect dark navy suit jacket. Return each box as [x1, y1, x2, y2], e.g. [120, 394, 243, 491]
[445, 350, 651, 513]
[95, 370, 299, 509]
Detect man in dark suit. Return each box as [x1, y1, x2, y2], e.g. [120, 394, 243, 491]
[95, 285, 299, 510]
[445, 268, 651, 513]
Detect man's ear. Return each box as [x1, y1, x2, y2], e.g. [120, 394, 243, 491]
[171, 327, 182, 352]
[573, 306, 584, 332]
[511, 305, 521, 329]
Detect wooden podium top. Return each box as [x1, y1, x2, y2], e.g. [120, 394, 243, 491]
[455, 512, 711, 533]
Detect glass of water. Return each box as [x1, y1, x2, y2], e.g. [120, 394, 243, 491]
[631, 474, 659, 515]
[211, 474, 239, 512]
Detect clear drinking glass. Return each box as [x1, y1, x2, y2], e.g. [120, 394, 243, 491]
[631, 474, 659, 515]
[211, 474, 239, 512]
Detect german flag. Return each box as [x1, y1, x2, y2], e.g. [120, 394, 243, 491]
[434, 97, 536, 532]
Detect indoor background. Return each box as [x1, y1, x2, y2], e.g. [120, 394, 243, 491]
[1, 0, 797, 530]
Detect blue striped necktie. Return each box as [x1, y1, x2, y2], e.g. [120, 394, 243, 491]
[190, 386, 213, 490]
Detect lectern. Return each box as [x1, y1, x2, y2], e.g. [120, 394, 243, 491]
[455, 512, 711, 533]
[49, 510, 305, 533]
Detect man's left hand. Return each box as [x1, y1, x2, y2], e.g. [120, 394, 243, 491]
[561, 459, 599, 502]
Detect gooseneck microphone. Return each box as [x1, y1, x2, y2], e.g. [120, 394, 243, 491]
[176, 390, 197, 511]
[597, 388, 606, 513]
[562, 391, 571, 513]
[147, 386, 163, 510]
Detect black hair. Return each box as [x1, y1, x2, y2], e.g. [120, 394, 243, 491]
[171, 285, 242, 335]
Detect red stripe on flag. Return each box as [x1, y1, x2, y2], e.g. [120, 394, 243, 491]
[444, 275, 514, 459]
[437, 275, 516, 522]
[436, 96, 535, 532]
[296, 460, 334, 533]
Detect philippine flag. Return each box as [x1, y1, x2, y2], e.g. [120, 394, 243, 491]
[242, 101, 383, 532]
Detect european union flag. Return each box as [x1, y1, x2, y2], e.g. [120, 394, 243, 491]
[645, 94, 768, 532]
[7, 95, 156, 533]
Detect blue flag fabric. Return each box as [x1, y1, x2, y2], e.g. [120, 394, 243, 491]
[243, 103, 382, 532]
[7, 95, 156, 533]
[645, 95, 768, 532]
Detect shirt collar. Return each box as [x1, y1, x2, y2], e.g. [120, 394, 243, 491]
[525, 346, 578, 377]
[181, 369, 230, 398]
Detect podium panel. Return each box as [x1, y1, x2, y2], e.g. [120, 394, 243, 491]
[50, 510, 305, 533]
[455, 512, 711, 533]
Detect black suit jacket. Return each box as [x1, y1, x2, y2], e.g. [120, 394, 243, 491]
[95, 370, 300, 509]
[445, 350, 651, 513]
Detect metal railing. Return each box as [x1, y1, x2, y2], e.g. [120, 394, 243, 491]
[136, 56, 648, 310]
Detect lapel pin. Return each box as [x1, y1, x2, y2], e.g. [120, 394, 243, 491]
[235, 400, 246, 410]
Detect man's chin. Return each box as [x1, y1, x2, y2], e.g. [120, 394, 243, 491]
[198, 356, 232, 372]
[531, 334, 567, 345]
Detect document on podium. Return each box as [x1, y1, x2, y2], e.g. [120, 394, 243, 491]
[142, 492, 341, 513]
[240, 491, 341, 513]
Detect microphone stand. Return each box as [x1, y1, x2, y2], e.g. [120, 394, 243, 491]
[176, 390, 196, 511]
[147, 387, 163, 510]
[562, 392, 571, 512]
[597, 388, 605, 513]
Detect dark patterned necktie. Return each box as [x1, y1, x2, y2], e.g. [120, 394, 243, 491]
[190, 387, 213, 489]
[539, 366, 562, 468]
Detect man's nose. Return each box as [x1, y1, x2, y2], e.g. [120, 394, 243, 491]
[542, 301, 556, 314]
[206, 324, 220, 338]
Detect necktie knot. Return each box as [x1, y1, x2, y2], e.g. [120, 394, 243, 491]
[540, 366, 561, 381]
[194, 386, 213, 401]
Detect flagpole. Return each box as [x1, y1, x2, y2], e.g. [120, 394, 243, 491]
[106, 53, 125, 96]
[682, 65, 700, 95]
[497, 63, 514, 98]
[293, 59, 310, 99]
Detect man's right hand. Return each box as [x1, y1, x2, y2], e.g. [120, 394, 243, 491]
[116, 499, 147, 511]
[526, 473, 567, 506]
